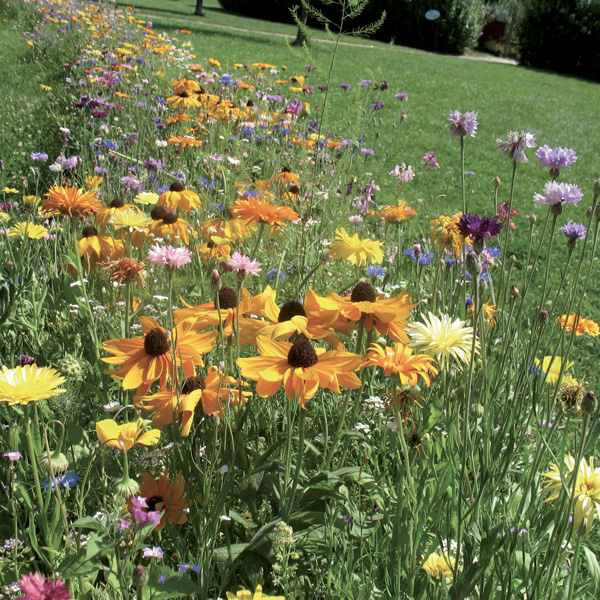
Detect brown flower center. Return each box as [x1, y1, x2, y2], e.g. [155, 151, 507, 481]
[216, 287, 238, 310]
[143, 328, 170, 356]
[82, 225, 98, 237]
[110, 197, 125, 208]
[351, 282, 376, 303]
[147, 495, 163, 511]
[170, 181, 185, 192]
[163, 212, 178, 225]
[287, 339, 318, 368]
[151, 206, 167, 221]
[289, 184, 300, 195]
[181, 375, 206, 394]
[278, 300, 306, 322]
[179, 91, 189, 98]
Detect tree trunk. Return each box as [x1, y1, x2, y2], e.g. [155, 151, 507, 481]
[292, 4, 309, 46]
[195, 0, 204, 17]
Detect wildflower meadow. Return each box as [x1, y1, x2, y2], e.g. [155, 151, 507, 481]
[1, 1, 600, 599]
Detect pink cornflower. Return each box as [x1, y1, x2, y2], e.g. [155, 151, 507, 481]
[3, 451, 22, 461]
[143, 546, 164, 558]
[147, 244, 192, 271]
[533, 181, 583, 209]
[536, 145, 577, 170]
[227, 252, 261, 277]
[496, 131, 537, 163]
[448, 110, 478, 138]
[19, 573, 71, 600]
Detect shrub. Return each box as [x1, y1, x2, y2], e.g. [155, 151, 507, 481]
[217, 0, 486, 54]
[517, 0, 600, 81]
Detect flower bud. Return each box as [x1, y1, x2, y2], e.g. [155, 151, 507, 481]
[132, 566, 149, 591]
[595, 202, 600, 223]
[380, 79, 389, 90]
[538, 309, 549, 325]
[39, 450, 69, 474]
[466, 251, 482, 276]
[493, 176, 501, 188]
[593, 178, 600, 196]
[549, 202, 563, 216]
[470, 403, 485, 418]
[478, 277, 488, 295]
[587, 206, 593, 220]
[113, 476, 140, 499]
[528, 213, 537, 225]
[510, 285, 520, 300]
[211, 269, 221, 292]
[581, 391, 598, 416]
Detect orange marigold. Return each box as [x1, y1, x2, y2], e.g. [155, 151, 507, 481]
[232, 196, 298, 229]
[42, 186, 103, 217]
[557, 314, 600, 337]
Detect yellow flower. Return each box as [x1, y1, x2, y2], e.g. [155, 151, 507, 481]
[40, 84, 52, 91]
[468, 301, 500, 327]
[96, 418, 161, 450]
[226, 586, 285, 600]
[430, 213, 463, 258]
[22, 195, 40, 208]
[84, 175, 103, 191]
[378, 202, 417, 223]
[541, 454, 600, 537]
[422, 551, 459, 581]
[534, 356, 574, 386]
[110, 209, 152, 233]
[8, 222, 48, 240]
[2, 187, 19, 194]
[328, 227, 384, 266]
[407, 312, 477, 371]
[133, 191, 159, 205]
[0, 365, 66, 405]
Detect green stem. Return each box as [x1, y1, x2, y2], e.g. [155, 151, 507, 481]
[566, 528, 584, 600]
[250, 221, 266, 261]
[23, 405, 46, 536]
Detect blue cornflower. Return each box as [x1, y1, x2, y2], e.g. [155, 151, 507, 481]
[367, 265, 386, 277]
[178, 563, 201, 573]
[266, 268, 285, 281]
[41, 471, 81, 492]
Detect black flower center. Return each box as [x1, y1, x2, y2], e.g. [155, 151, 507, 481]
[351, 282, 376, 303]
[179, 91, 189, 98]
[278, 300, 306, 322]
[170, 181, 185, 192]
[147, 495, 163, 511]
[287, 339, 318, 368]
[110, 197, 125, 208]
[143, 328, 170, 356]
[182, 375, 206, 394]
[281, 166, 292, 173]
[82, 225, 98, 237]
[216, 287, 238, 309]
[289, 184, 300, 194]
[247, 100, 255, 107]
[150, 206, 167, 221]
[163, 212, 178, 225]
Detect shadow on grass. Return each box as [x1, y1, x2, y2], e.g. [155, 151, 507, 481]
[115, 1, 245, 20]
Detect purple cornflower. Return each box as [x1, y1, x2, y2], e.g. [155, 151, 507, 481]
[421, 152, 440, 172]
[496, 131, 537, 163]
[561, 222, 587, 248]
[340, 83, 351, 90]
[403, 248, 435, 265]
[533, 181, 583, 210]
[120, 175, 142, 191]
[265, 94, 283, 103]
[30, 152, 48, 162]
[457, 215, 503, 251]
[395, 93, 408, 101]
[448, 110, 478, 138]
[305, 64, 315, 71]
[360, 79, 372, 87]
[536, 145, 577, 169]
[19, 354, 40, 366]
[370, 101, 383, 110]
[318, 85, 328, 91]
[266, 268, 285, 281]
[144, 158, 164, 171]
[360, 148, 374, 155]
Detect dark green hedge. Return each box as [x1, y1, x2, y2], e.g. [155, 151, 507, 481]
[217, 0, 486, 54]
[517, 0, 600, 81]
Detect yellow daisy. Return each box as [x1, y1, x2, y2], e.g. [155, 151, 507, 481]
[0, 365, 66, 405]
[8, 222, 48, 240]
[328, 227, 383, 266]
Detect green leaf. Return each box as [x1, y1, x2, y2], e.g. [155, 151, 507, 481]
[584, 546, 600, 588]
[145, 567, 204, 600]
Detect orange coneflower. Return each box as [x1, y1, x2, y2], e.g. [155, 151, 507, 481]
[135, 471, 189, 531]
[164, 112, 191, 126]
[231, 196, 299, 230]
[167, 135, 203, 148]
[201, 213, 256, 245]
[77, 225, 123, 272]
[96, 418, 161, 451]
[174, 286, 276, 337]
[42, 185, 104, 217]
[166, 90, 201, 110]
[102, 316, 217, 396]
[237, 337, 362, 408]
[157, 181, 201, 214]
[197, 236, 232, 263]
[305, 283, 417, 344]
[171, 78, 201, 95]
[148, 211, 194, 246]
[138, 366, 250, 434]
